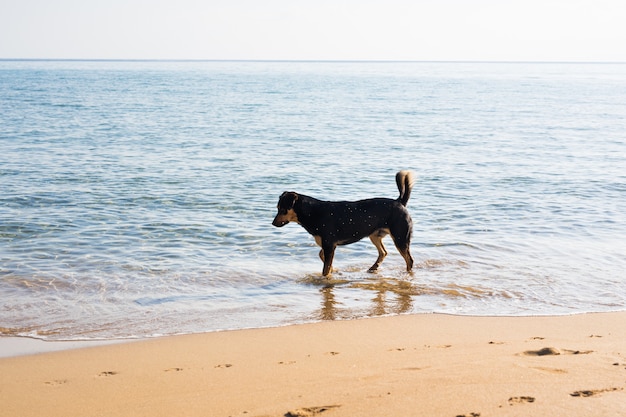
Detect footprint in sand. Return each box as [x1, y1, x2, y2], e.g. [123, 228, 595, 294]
[508, 396, 535, 404]
[531, 366, 568, 374]
[523, 347, 560, 356]
[564, 349, 594, 355]
[214, 363, 233, 368]
[523, 347, 593, 356]
[44, 379, 68, 386]
[284, 405, 341, 417]
[399, 366, 429, 371]
[570, 388, 623, 397]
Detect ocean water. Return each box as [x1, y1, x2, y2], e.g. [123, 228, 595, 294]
[1, 60, 625, 341]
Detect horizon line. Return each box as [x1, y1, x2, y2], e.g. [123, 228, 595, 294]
[1, 58, 625, 65]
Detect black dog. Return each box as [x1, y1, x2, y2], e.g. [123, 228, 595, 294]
[272, 171, 415, 276]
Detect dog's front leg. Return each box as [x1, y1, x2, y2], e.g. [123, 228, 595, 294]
[321, 242, 337, 277]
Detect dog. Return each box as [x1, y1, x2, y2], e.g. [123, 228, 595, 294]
[272, 170, 415, 276]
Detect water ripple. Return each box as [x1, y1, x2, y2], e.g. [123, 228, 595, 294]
[1, 60, 626, 340]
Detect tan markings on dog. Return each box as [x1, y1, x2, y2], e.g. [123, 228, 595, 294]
[274, 209, 299, 225]
[285, 208, 299, 223]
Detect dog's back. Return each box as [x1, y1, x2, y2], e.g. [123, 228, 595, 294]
[295, 197, 407, 246]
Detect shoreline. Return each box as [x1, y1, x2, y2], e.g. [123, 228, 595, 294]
[2, 310, 622, 359]
[2, 311, 626, 416]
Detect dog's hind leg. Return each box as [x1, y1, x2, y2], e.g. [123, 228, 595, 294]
[368, 230, 389, 272]
[393, 240, 414, 272]
[391, 231, 414, 272]
[398, 246, 414, 272]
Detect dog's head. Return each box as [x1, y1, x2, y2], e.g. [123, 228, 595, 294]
[272, 192, 299, 227]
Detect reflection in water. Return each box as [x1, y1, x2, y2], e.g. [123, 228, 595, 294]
[353, 278, 416, 316]
[316, 277, 425, 321]
[320, 286, 337, 321]
[307, 263, 509, 323]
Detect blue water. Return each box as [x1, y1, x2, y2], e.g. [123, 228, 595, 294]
[1, 60, 625, 341]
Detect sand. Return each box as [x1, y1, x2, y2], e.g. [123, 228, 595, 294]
[1, 312, 625, 417]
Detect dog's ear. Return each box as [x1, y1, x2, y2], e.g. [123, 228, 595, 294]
[280, 192, 298, 209]
[288, 192, 298, 207]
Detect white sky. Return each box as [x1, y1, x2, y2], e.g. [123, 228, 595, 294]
[1, 0, 624, 61]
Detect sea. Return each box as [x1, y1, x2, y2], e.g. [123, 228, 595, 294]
[1, 60, 625, 341]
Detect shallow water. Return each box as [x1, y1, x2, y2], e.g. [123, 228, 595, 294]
[1, 60, 625, 340]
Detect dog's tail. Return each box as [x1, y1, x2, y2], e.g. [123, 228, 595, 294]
[396, 170, 415, 207]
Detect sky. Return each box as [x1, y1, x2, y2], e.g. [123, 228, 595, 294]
[1, 0, 625, 61]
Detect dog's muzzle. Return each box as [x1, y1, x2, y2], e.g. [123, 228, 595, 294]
[272, 216, 289, 227]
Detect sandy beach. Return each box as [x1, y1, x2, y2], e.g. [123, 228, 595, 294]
[2, 312, 625, 417]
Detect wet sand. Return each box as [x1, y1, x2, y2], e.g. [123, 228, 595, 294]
[0, 336, 125, 358]
[2, 312, 625, 416]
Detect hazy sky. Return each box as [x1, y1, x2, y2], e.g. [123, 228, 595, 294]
[1, 0, 624, 61]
